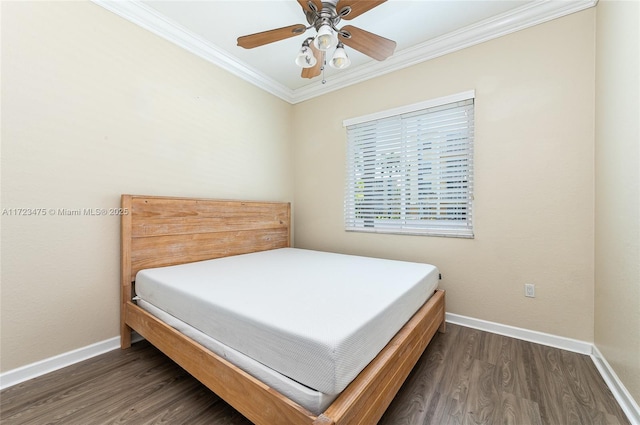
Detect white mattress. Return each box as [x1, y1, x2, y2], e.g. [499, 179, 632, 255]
[137, 299, 337, 415]
[135, 248, 439, 396]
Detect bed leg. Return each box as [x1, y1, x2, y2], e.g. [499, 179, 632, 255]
[120, 275, 133, 349]
[121, 298, 132, 349]
[121, 323, 132, 349]
[437, 289, 446, 333]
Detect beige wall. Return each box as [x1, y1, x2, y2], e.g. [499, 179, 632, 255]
[0, 2, 294, 372]
[293, 10, 596, 341]
[3, 1, 636, 406]
[594, 0, 640, 403]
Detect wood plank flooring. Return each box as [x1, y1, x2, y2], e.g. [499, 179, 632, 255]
[1, 324, 630, 425]
[378, 324, 629, 425]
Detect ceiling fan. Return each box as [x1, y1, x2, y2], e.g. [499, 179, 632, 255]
[237, 0, 397, 80]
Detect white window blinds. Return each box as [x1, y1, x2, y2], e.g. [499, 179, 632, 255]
[344, 92, 474, 238]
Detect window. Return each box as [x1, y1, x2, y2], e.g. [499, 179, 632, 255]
[344, 91, 474, 238]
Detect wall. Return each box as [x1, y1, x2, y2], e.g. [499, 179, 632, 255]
[594, 0, 640, 404]
[0, 2, 294, 372]
[293, 10, 596, 341]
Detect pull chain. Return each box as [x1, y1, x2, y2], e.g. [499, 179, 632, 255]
[321, 51, 327, 84]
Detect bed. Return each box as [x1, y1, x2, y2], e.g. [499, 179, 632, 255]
[120, 194, 446, 425]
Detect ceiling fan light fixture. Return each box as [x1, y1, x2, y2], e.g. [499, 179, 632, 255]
[313, 23, 337, 51]
[295, 38, 317, 68]
[329, 43, 351, 69]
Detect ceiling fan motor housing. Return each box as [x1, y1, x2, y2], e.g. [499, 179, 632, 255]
[306, 2, 343, 32]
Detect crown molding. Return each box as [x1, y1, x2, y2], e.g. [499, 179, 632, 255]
[92, 0, 597, 105]
[290, 0, 598, 103]
[92, 0, 295, 102]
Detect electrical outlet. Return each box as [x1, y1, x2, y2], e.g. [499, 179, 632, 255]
[525, 283, 535, 298]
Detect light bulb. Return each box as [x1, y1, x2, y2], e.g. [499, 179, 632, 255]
[330, 44, 351, 69]
[295, 44, 317, 68]
[313, 24, 337, 51]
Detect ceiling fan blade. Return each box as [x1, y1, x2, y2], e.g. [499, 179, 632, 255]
[336, 0, 387, 20]
[237, 24, 307, 49]
[339, 25, 396, 61]
[301, 43, 323, 79]
[297, 0, 323, 13]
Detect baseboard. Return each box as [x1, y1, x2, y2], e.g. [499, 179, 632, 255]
[445, 312, 593, 354]
[446, 313, 640, 425]
[591, 346, 640, 425]
[0, 333, 143, 390]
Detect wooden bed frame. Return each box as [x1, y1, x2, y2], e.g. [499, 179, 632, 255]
[120, 194, 445, 425]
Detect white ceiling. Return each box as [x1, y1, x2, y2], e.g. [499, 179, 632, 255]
[94, 0, 596, 103]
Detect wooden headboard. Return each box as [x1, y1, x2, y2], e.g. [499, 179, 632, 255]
[120, 194, 290, 351]
[121, 194, 291, 284]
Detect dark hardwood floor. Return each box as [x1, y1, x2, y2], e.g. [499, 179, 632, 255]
[378, 324, 629, 425]
[1, 324, 630, 425]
